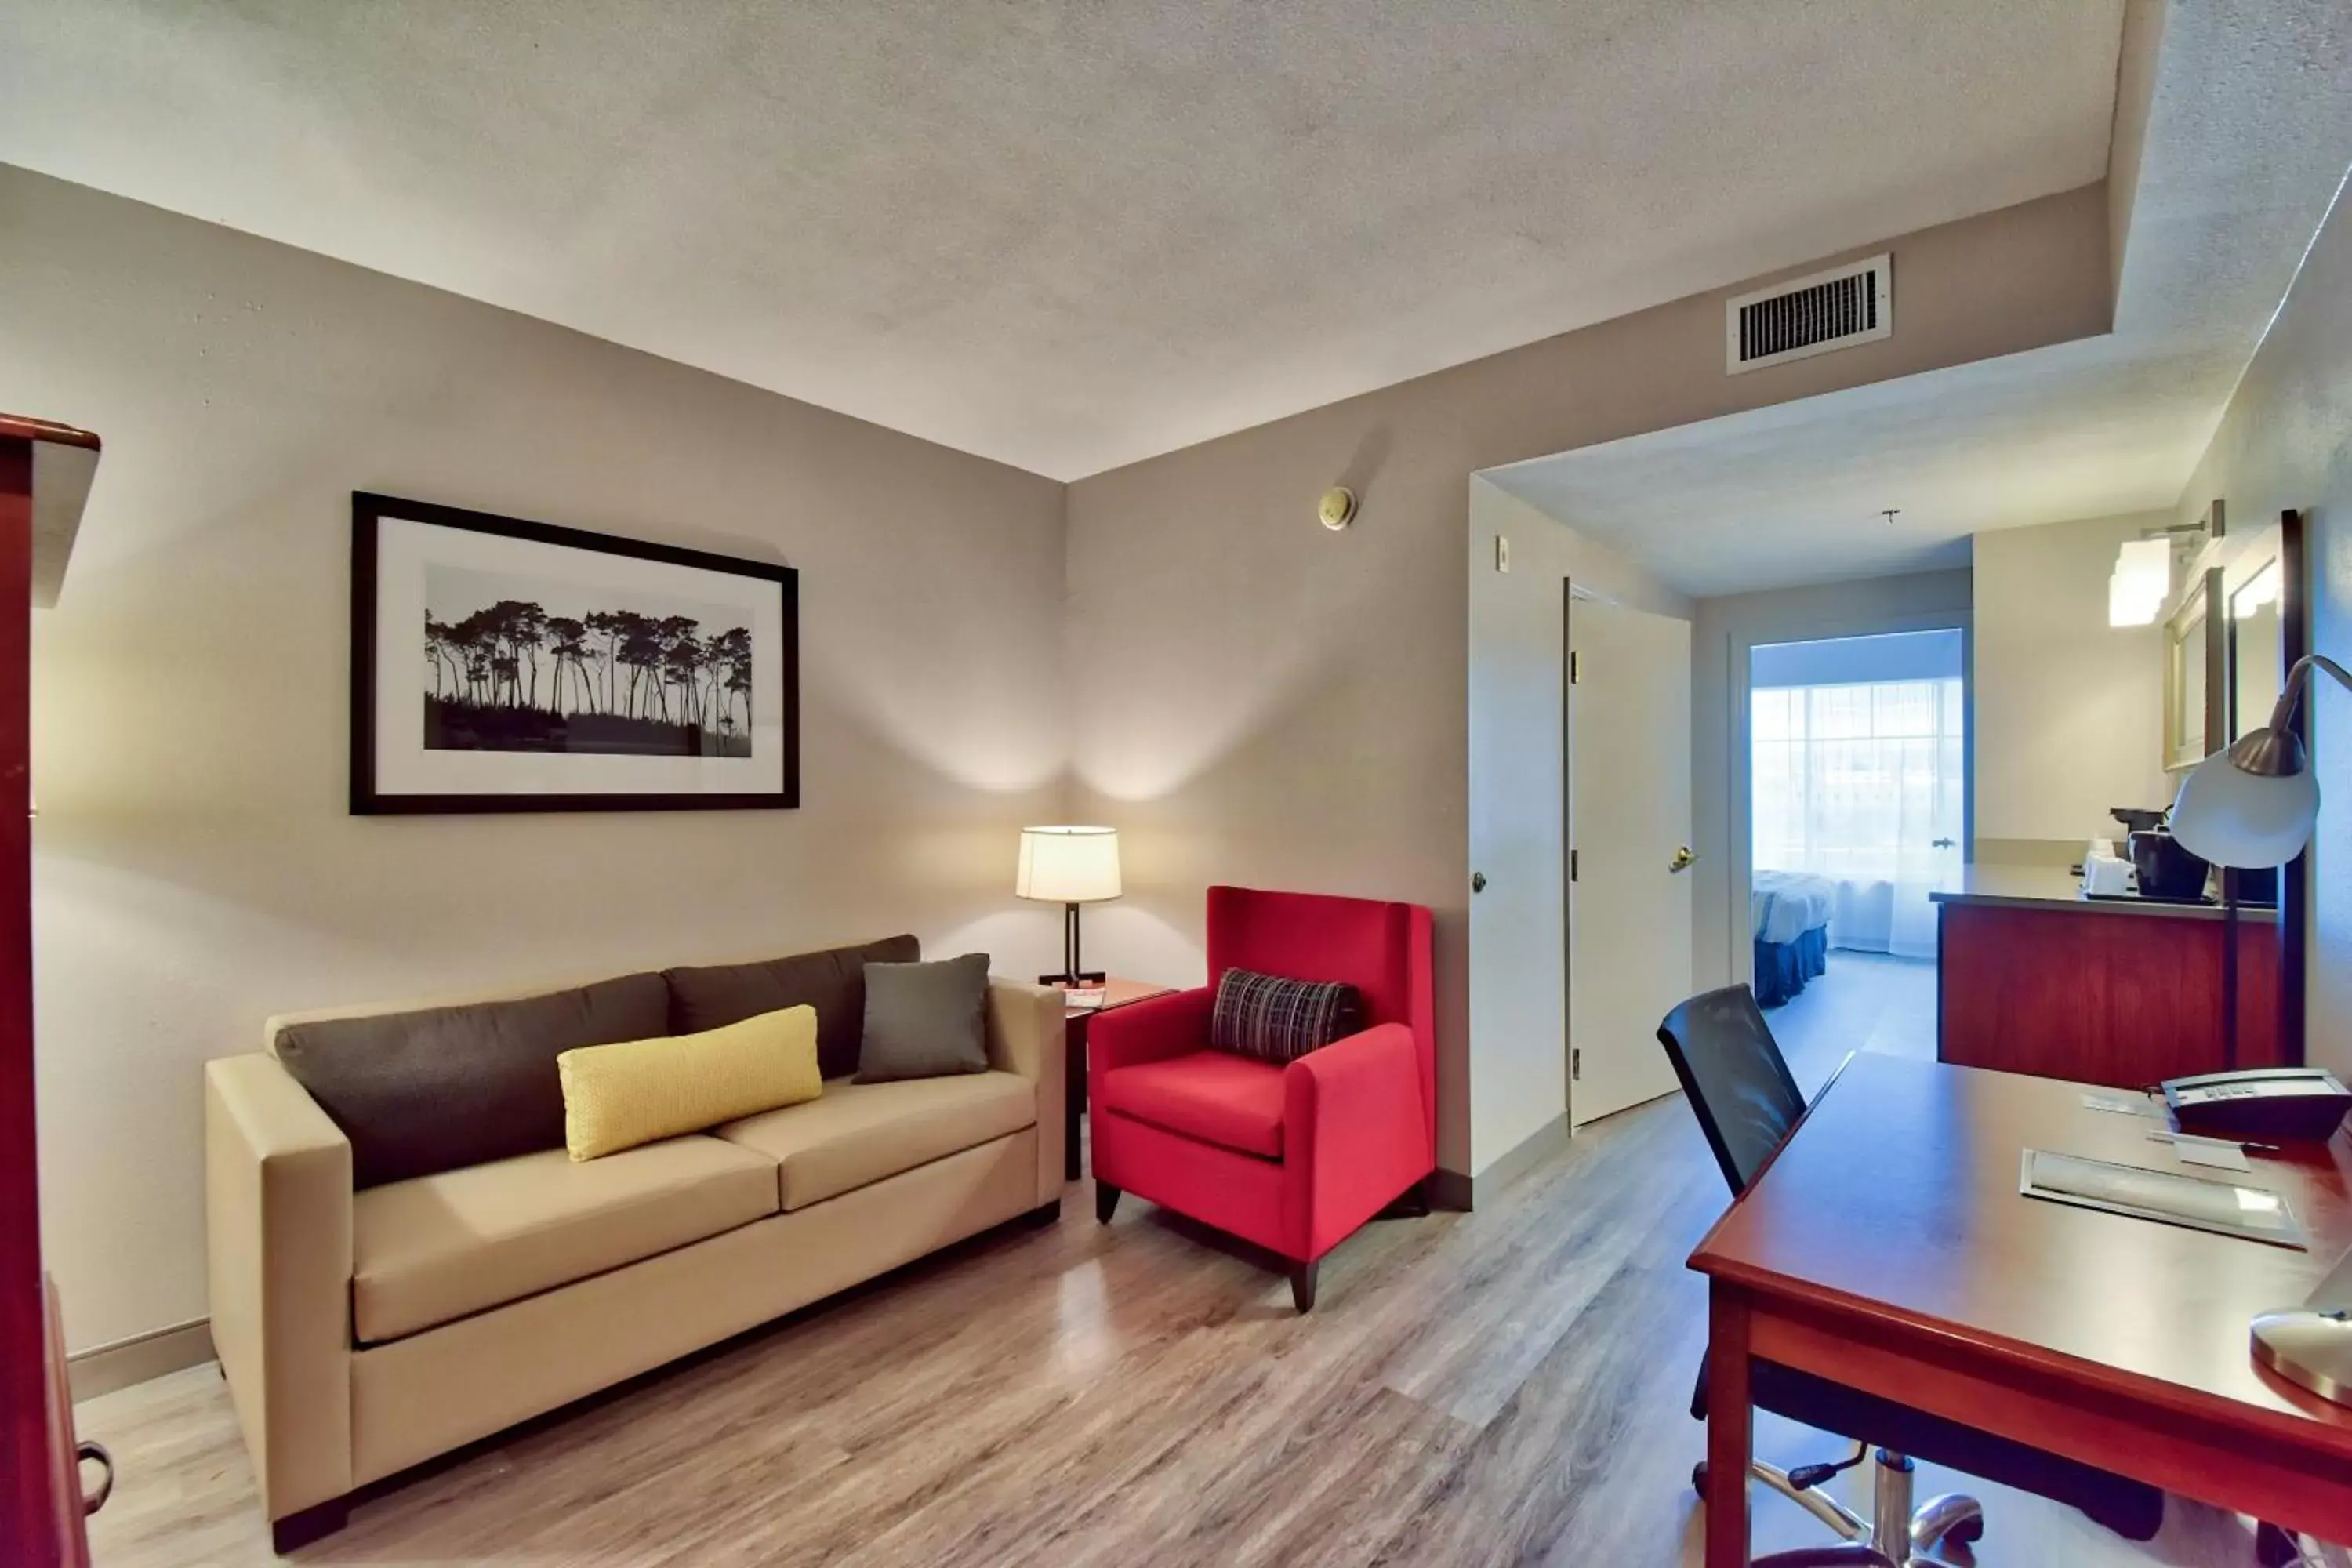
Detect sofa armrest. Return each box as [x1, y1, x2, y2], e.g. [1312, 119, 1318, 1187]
[1089, 986, 1213, 1076]
[1282, 1023, 1433, 1260]
[205, 1054, 354, 1521]
[985, 978, 1065, 1203]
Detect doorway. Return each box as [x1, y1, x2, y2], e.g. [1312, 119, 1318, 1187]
[1746, 629, 1962, 1044]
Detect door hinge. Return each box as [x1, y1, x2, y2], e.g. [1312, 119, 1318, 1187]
[1570, 848, 1579, 882]
[1570, 650, 1581, 684]
[1571, 1048, 1581, 1081]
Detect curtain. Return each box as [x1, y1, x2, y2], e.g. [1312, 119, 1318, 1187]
[1751, 677, 1964, 960]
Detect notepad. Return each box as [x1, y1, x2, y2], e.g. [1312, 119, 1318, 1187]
[2020, 1149, 2307, 1248]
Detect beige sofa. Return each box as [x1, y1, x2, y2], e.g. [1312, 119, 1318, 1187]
[205, 946, 1064, 1552]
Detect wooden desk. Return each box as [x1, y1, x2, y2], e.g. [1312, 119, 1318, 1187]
[1054, 978, 1175, 1181]
[1689, 1053, 2352, 1567]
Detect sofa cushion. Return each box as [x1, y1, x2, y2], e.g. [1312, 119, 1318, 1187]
[1099, 1051, 1287, 1160]
[713, 1072, 1033, 1210]
[855, 954, 992, 1083]
[275, 972, 670, 1189]
[351, 1134, 778, 1344]
[665, 935, 919, 1080]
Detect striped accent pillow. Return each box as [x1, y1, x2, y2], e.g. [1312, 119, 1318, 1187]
[1210, 967, 1364, 1064]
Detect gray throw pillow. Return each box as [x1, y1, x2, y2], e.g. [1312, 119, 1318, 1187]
[855, 954, 991, 1082]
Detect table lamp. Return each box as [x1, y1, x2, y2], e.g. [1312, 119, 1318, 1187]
[2169, 652, 2352, 1410]
[1017, 826, 1120, 986]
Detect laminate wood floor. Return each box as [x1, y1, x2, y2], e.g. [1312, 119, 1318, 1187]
[78, 961, 2344, 1566]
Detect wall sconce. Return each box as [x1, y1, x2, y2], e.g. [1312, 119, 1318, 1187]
[1318, 487, 1356, 532]
[2112, 504, 2223, 627]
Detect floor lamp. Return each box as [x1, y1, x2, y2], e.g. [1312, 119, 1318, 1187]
[2170, 652, 2352, 1410]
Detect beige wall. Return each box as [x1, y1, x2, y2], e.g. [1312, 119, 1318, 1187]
[1688, 570, 1976, 990]
[1464, 483, 1689, 1177]
[2168, 180, 2352, 1080]
[2, 165, 1073, 1351]
[1973, 512, 2172, 858]
[1065, 183, 2109, 1178]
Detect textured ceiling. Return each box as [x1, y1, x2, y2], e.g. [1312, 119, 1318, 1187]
[1486, 2, 2352, 598]
[0, 2, 2123, 480]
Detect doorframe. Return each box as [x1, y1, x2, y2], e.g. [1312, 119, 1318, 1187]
[1563, 577, 1579, 1121]
[1724, 609, 1973, 989]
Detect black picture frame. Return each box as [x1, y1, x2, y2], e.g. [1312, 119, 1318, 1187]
[350, 492, 800, 814]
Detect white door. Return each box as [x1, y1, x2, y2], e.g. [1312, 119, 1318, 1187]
[1569, 593, 1694, 1127]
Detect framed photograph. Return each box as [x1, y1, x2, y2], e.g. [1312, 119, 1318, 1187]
[351, 492, 798, 813]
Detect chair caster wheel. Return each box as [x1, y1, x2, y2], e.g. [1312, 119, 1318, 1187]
[2257, 1523, 2303, 1568]
[1690, 1461, 1708, 1496]
[1945, 1515, 1984, 1547]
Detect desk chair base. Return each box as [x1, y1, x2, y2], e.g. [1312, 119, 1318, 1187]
[1695, 1447, 1981, 1567]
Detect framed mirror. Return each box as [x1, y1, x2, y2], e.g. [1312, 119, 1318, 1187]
[2228, 553, 2285, 741]
[2164, 568, 2222, 772]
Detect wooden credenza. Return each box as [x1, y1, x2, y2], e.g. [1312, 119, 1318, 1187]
[2, 416, 100, 1567]
[1936, 871, 2285, 1088]
[43, 1280, 90, 1568]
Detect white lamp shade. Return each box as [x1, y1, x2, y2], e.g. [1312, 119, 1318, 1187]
[2169, 750, 2320, 868]
[2107, 539, 2170, 627]
[1016, 826, 1122, 903]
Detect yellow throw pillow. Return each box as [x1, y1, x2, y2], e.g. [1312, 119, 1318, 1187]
[558, 1004, 822, 1160]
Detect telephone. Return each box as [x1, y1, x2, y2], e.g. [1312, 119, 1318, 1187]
[2161, 1067, 2352, 1142]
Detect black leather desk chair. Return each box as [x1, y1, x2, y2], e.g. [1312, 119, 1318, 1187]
[1658, 985, 2164, 1566]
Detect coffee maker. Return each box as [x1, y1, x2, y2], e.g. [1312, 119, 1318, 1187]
[2111, 806, 2211, 902]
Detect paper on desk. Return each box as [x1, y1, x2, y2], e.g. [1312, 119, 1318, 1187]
[2082, 1091, 2155, 1116]
[2151, 1132, 2253, 1171]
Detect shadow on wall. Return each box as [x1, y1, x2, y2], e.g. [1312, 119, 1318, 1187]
[1069, 630, 1458, 987]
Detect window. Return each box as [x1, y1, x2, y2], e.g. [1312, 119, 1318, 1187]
[1751, 674, 1963, 958]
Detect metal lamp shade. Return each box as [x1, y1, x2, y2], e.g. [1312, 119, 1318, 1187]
[2169, 743, 2320, 869]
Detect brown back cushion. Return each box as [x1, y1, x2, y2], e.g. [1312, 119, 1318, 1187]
[275, 972, 670, 1189]
[665, 935, 919, 1080]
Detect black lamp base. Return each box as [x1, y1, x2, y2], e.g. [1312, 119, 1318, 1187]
[1039, 902, 1103, 989]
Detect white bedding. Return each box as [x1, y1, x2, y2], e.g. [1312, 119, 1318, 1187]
[1751, 870, 1836, 946]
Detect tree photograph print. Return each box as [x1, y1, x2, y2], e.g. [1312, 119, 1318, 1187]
[353, 492, 797, 814]
[424, 564, 754, 757]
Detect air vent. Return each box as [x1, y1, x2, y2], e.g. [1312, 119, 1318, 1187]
[1726, 254, 1891, 373]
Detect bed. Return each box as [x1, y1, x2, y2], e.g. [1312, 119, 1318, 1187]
[1751, 870, 1836, 1007]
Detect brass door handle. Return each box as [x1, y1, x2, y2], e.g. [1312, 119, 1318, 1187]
[1668, 846, 1695, 873]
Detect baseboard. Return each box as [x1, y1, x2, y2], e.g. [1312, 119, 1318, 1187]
[59, 1127, 1567, 1391]
[1475, 1112, 1570, 1205]
[67, 1317, 215, 1402]
[1432, 1111, 1572, 1212]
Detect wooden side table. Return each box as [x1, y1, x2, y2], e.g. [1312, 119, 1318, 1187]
[1055, 978, 1175, 1181]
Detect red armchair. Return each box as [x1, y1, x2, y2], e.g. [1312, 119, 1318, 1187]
[1088, 885, 1436, 1311]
